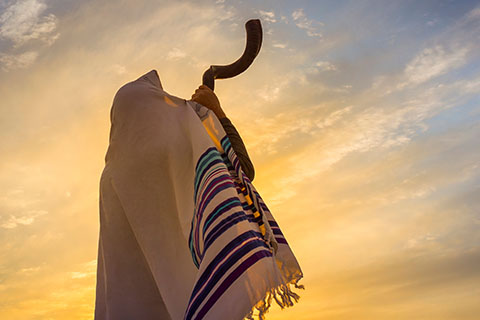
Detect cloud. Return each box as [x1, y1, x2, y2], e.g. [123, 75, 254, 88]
[0, 1, 479, 319]
[426, 19, 438, 27]
[466, 6, 480, 21]
[291, 8, 323, 37]
[71, 260, 97, 279]
[262, 71, 480, 205]
[256, 85, 280, 102]
[110, 64, 126, 75]
[315, 105, 352, 129]
[0, 0, 59, 47]
[0, 0, 59, 71]
[400, 45, 468, 88]
[166, 47, 187, 60]
[405, 233, 437, 249]
[272, 42, 287, 49]
[291, 8, 304, 21]
[0, 259, 97, 319]
[18, 266, 42, 274]
[0, 51, 38, 71]
[1, 209, 47, 229]
[258, 10, 276, 23]
[315, 60, 337, 72]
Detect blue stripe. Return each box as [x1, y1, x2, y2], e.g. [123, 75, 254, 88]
[195, 149, 222, 186]
[221, 135, 231, 151]
[196, 166, 226, 203]
[238, 200, 256, 212]
[194, 151, 224, 199]
[195, 147, 217, 172]
[196, 163, 225, 201]
[203, 197, 242, 234]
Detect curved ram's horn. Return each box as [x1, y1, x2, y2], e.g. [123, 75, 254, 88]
[202, 19, 263, 91]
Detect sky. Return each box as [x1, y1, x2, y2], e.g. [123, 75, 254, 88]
[0, 0, 479, 319]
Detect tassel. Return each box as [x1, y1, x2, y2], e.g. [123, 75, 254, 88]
[294, 282, 305, 290]
[243, 279, 305, 320]
[244, 309, 255, 320]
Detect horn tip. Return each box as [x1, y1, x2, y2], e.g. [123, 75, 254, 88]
[246, 18, 261, 25]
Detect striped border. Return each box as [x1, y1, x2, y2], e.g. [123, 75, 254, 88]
[186, 135, 289, 319]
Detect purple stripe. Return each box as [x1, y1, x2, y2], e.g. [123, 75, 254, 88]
[194, 177, 237, 259]
[268, 220, 278, 228]
[197, 178, 234, 217]
[203, 213, 254, 255]
[271, 227, 283, 236]
[197, 175, 231, 213]
[195, 157, 224, 200]
[233, 155, 239, 171]
[194, 250, 273, 320]
[196, 166, 225, 203]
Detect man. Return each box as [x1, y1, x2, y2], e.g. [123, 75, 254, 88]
[95, 71, 303, 320]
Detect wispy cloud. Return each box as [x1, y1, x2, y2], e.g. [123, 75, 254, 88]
[166, 47, 187, 60]
[275, 75, 480, 196]
[0, 0, 58, 47]
[291, 8, 323, 37]
[1, 209, 48, 229]
[272, 42, 287, 49]
[315, 60, 337, 72]
[466, 6, 480, 20]
[400, 45, 468, 88]
[71, 260, 97, 279]
[0, 51, 38, 70]
[315, 105, 352, 129]
[258, 10, 276, 23]
[0, 0, 59, 71]
[0, 1, 479, 319]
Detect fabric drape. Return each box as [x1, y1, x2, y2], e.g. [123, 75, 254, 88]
[94, 70, 304, 320]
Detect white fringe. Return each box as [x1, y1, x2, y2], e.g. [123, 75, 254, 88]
[243, 278, 305, 320]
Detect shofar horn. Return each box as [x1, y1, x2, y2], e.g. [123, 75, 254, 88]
[202, 19, 263, 91]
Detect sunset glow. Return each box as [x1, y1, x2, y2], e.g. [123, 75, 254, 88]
[1, 0, 479, 319]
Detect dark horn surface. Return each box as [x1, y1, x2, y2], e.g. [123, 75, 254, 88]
[202, 19, 263, 91]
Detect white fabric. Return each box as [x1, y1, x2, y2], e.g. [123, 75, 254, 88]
[94, 70, 304, 320]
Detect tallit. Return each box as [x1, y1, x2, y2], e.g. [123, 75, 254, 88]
[95, 70, 304, 320]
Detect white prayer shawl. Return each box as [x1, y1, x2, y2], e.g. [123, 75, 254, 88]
[95, 70, 304, 320]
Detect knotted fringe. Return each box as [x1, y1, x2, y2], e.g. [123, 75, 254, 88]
[243, 279, 305, 320]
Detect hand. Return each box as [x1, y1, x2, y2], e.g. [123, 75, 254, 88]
[191, 85, 226, 118]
